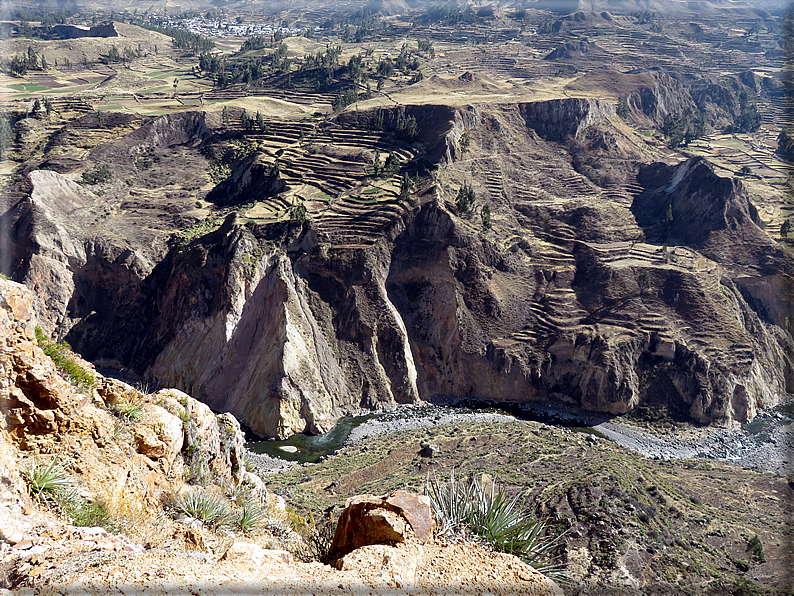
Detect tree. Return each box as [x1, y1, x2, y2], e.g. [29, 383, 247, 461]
[638, 270, 652, 292]
[778, 128, 794, 158]
[781, 219, 791, 239]
[10, 54, 27, 76]
[0, 118, 14, 157]
[395, 113, 419, 140]
[377, 58, 394, 77]
[373, 149, 381, 177]
[26, 46, 39, 70]
[663, 113, 686, 148]
[738, 90, 761, 133]
[455, 181, 475, 213]
[222, 105, 230, 125]
[332, 88, 358, 112]
[459, 131, 471, 156]
[663, 204, 674, 236]
[43, 97, 52, 115]
[289, 200, 307, 223]
[80, 164, 113, 185]
[400, 172, 415, 201]
[616, 96, 630, 119]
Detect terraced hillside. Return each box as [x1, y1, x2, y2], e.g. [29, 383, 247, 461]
[1, 83, 790, 440]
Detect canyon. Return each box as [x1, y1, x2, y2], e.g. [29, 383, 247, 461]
[0, 3, 792, 592]
[2, 97, 790, 438]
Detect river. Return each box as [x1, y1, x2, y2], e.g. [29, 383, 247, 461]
[245, 399, 793, 476]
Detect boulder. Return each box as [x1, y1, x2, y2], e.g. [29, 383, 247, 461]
[221, 542, 293, 572]
[96, 377, 140, 407]
[330, 490, 434, 557]
[141, 404, 184, 470]
[241, 471, 268, 505]
[133, 425, 165, 459]
[420, 443, 439, 457]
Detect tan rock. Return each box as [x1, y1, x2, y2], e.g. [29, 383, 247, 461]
[241, 472, 268, 505]
[96, 377, 141, 407]
[217, 412, 245, 483]
[133, 425, 166, 459]
[331, 490, 434, 557]
[221, 542, 294, 572]
[339, 542, 424, 589]
[383, 490, 433, 541]
[141, 404, 184, 470]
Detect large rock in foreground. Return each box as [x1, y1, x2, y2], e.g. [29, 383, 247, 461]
[330, 490, 434, 558]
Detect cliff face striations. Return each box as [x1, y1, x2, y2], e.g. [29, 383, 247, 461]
[2, 99, 790, 438]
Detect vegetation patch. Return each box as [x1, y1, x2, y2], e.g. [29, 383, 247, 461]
[80, 164, 113, 185]
[34, 326, 95, 390]
[426, 470, 567, 580]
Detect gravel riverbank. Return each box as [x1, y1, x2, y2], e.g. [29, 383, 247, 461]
[595, 412, 793, 475]
[343, 405, 517, 446]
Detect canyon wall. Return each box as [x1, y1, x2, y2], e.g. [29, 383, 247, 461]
[3, 101, 790, 438]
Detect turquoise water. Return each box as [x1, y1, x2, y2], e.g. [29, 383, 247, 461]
[246, 413, 375, 463]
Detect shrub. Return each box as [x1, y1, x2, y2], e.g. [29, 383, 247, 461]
[173, 488, 234, 530]
[69, 498, 114, 530]
[426, 471, 567, 581]
[746, 535, 765, 563]
[34, 326, 95, 390]
[112, 399, 144, 421]
[80, 164, 113, 185]
[297, 510, 336, 563]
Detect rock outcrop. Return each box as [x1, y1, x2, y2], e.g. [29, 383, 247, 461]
[566, 70, 748, 131]
[330, 490, 434, 558]
[0, 279, 247, 504]
[519, 98, 615, 142]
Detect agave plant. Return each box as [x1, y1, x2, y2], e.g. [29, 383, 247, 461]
[426, 468, 475, 535]
[234, 498, 265, 534]
[173, 488, 234, 530]
[23, 457, 74, 500]
[426, 470, 568, 581]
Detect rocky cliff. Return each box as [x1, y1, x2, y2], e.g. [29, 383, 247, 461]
[565, 69, 752, 131]
[2, 100, 790, 438]
[0, 278, 249, 508]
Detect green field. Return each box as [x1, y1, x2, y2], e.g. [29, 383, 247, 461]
[8, 83, 50, 92]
